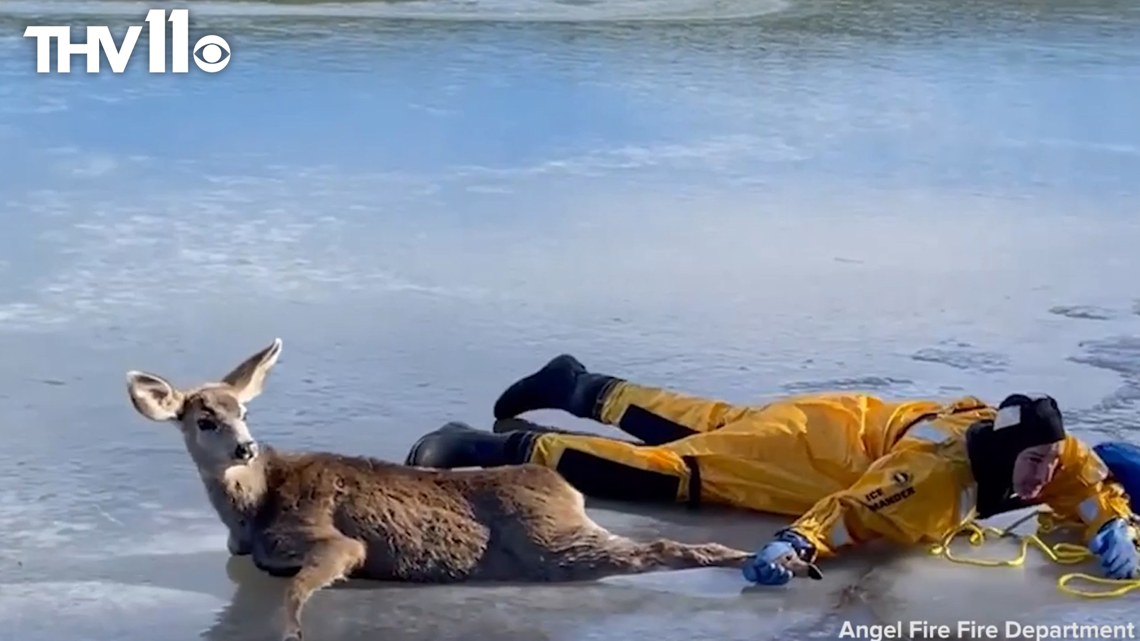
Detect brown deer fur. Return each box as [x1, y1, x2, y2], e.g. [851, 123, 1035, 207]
[124, 338, 752, 641]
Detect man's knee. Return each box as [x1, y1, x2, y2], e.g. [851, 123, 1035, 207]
[554, 448, 683, 503]
[614, 403, 700, 445]
[600, 382, 716, 444]
[541, 438, 701, 507]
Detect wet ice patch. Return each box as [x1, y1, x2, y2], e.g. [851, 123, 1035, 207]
[1065, 336, 1140, 436]
[0, 165, 490, 331]
[781, 376, 913, 394]
[43, 147, 133, 179]
[0, 0, 792, 23]
[0, 302, 67, 329]
[598, 567, 747, 599]
[910, 341, 1009, 374]
[853, 512, 1134, 632]
[563, 607, 817, 641]
[866, 551, 1133, 631]
[0, 490, 99, 557]
[1069, 336, 1140, 379]
[0, 486, 226, 562]
[107, 522, 228, 558]
[0, 581, 225, 641]
[1067, 385, 1140, 437]
[1021, 600, 1140, 627]
[83, 506, 229, 559]
[1048, 305, 1117, 321]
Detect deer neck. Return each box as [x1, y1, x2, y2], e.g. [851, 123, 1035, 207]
[200, 455, 269, 537]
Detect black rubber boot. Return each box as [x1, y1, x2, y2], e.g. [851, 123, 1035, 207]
[404, 421, 539, 469]
[492, 354, 622, 420]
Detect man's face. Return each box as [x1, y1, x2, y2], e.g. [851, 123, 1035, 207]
[1012, 442, 1062, 499]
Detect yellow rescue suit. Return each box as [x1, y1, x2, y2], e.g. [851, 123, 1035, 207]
[524, 382, 1132, 558]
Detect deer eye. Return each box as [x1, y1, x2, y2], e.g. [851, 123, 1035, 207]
[197, 418, 218, 431]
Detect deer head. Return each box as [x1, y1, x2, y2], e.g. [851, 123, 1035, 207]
[125, 338, 283, 475]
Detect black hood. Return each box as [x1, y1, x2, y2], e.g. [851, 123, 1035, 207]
[965, 394, 1066, 519]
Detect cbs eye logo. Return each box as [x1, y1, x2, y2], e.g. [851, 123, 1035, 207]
[192, 35, 231, 73]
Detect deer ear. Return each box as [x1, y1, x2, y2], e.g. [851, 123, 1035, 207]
[126, 371, 185, 422]
[221, 338, 283, 403]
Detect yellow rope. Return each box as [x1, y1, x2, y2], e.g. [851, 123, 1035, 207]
[928, 511, 1140, 598]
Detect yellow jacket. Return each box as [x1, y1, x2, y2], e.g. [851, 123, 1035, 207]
[787, 396, 1132, 558]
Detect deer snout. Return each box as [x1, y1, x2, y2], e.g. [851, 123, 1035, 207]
[234, 440, 259, 462]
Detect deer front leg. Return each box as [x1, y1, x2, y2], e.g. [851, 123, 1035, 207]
[280, 535, 366, 641]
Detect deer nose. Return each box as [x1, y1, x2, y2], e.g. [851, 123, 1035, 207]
[234, 441, 258, 462]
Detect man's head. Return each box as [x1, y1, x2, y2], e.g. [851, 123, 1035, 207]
[1012, 441, 1062, 500]
[994, 394, 1066, 499]
[966, 393, 1069, 518]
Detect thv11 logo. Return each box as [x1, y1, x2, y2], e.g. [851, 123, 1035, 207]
[24, 10, 230, 74]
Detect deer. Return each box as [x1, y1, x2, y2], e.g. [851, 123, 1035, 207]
[123, 338, 763, 641]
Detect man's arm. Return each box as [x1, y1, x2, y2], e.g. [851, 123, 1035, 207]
[1039, 436, 1134, 542]
[741, 445, 974, 585]
[784, 448, 968, 559]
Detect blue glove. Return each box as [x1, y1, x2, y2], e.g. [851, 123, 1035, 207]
[742, 529, 816, 586]
[1088, 518, 1140, 580]
[742, 540, 795, 585]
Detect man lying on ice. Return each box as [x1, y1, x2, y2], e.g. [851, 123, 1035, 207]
[406, 354, 1140, 585]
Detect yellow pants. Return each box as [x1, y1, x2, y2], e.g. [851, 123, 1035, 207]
[527, 382, 943, 515]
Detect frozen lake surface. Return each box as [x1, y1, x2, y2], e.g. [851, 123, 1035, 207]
[2, 0, 1140, 638]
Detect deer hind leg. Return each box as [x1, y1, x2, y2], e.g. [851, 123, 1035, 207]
[280, 535, 366, 641]
[539, 475, 751, 578]
[636, 538, 753, 570]
[551, 522, 752, 580]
